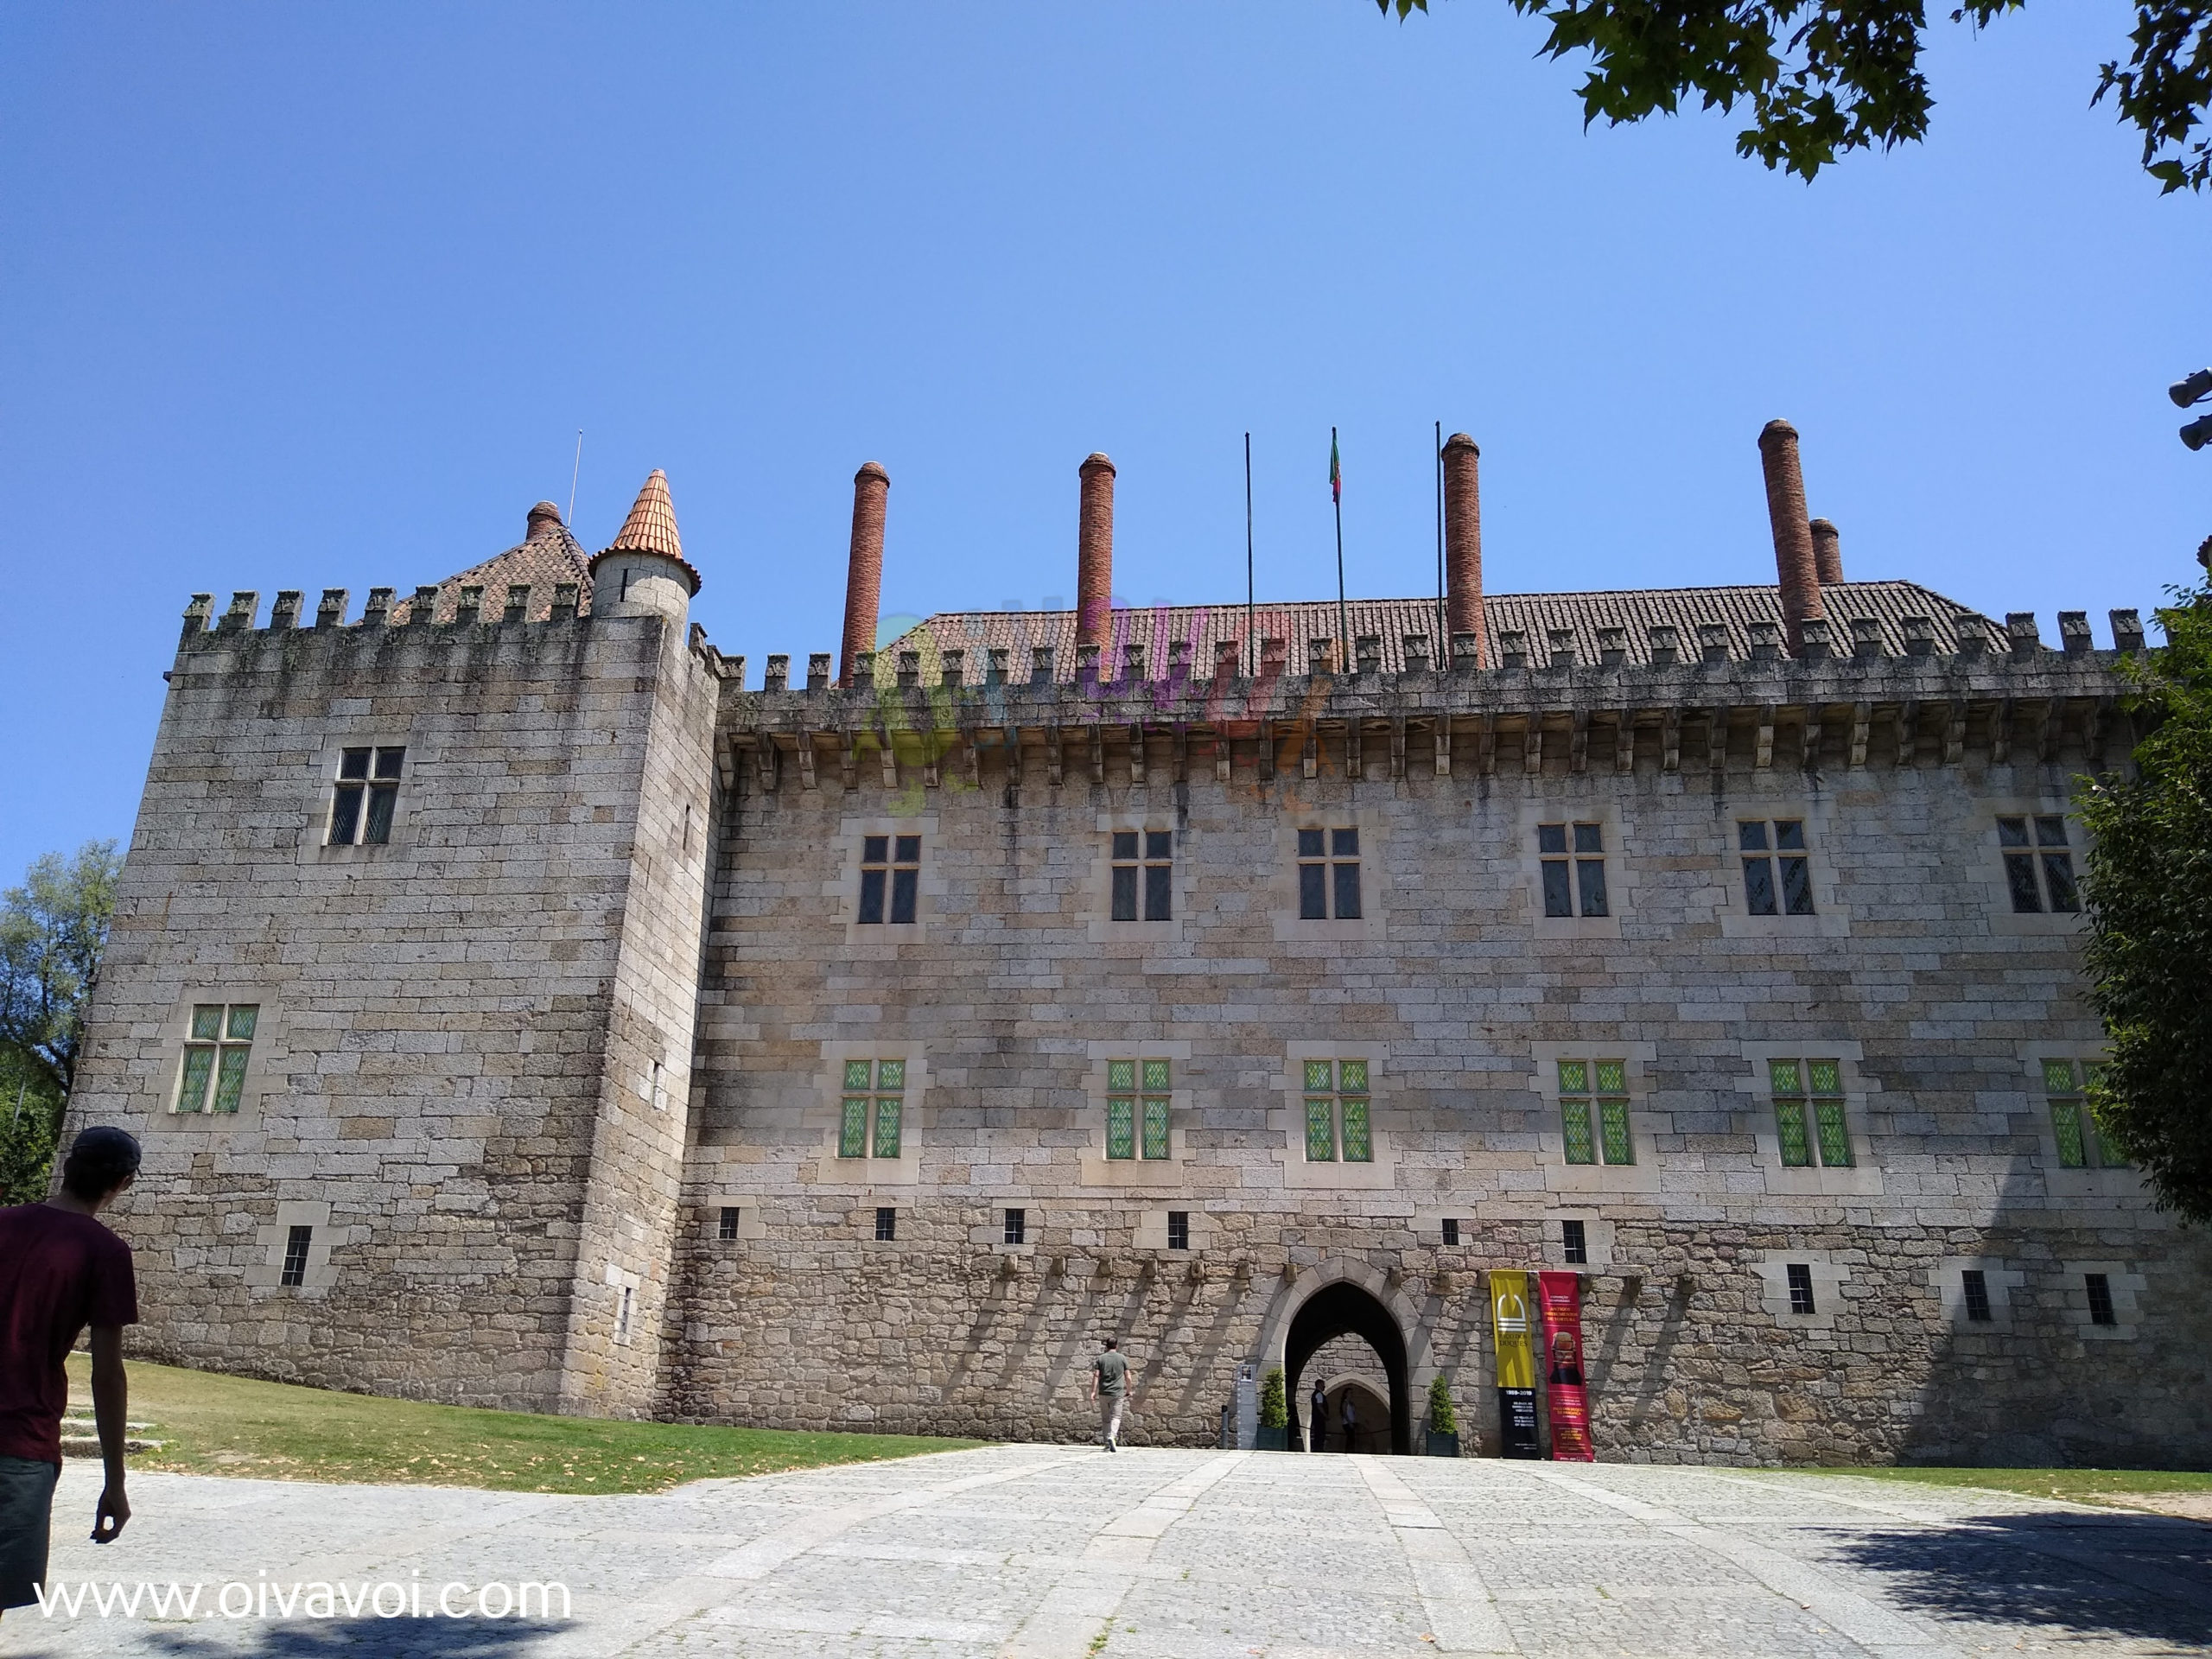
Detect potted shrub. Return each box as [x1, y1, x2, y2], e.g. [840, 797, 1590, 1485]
[1255, 1366, 1289, 1450]
[1425, 1374, 1460, 1457]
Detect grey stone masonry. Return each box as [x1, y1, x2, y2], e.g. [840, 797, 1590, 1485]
[65, 568, 2212, 1468]
[69, 592, 719, 1415]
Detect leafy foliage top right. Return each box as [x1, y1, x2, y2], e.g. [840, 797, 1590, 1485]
[1381, 0, 2211, 194]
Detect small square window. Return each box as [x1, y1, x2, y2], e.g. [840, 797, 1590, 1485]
[2084, 1272, 2115, 1326]
[858, 836, 920, 925]
[1561, 1219, 1587, 1265]
[1441, 1217, 1460, 1247]
[615, 1284, 634, 1344]
[874, 1206, 897, 1243]
[1739, 819, 1814, 917]
[1166, 1211, 1190, 1250]
[718, 1206, 741, 1242]
[279, 1224, 313, 1287]
[1004, 1207, 1026, 1246]
[1785, 1262, 1816, 1315]
[1961, 1268, 1991, 1323]
[328, 746, 404, 847]
[1297, 828, 1362, 920]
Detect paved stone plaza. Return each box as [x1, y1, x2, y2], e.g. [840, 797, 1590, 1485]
[17, 1447, 2209, 1657]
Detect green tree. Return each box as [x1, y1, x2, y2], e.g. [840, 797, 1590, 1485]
[0, 1046, 62, 1204]
[1426, 1372, 1459, 1436]
[1380, 0, 2212, 194]
[0, 840, 123, 1125]
[1258, 1366, 1288, 1428]
[2078, 582, 2212, 1224]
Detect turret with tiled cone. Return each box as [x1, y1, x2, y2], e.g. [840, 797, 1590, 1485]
[589, 469, 702, 625]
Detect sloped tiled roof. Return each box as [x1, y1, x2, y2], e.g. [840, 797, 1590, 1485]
[880, 582, 2009, 678]
[394, 505, 594, 624]
[588, 469, 702, 596]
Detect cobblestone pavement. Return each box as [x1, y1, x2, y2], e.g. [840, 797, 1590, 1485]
[13, 1447, 2210, 1657]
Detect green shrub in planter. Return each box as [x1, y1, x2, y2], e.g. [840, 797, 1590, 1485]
[1426, 1374, 1458, 1437]
[1258, 1367, 1287, 1429]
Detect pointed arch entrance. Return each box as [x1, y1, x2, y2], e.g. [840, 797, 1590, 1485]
[1285, 1280, 1413, 1456]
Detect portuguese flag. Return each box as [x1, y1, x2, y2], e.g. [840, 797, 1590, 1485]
[1330, 431, 1342, 503]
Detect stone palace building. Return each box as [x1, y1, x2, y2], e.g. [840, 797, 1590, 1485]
[68, 423, 2212, 1465]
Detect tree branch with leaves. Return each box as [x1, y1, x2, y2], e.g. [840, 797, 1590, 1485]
[2078, 584, 2212, 1224]
[0, 840, 123, 1109]
[1380, 0, 2212, 194]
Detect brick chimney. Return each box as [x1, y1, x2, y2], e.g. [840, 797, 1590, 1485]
[1442, 433, 1485, 666]
[840, 461, 889, 689]
[1810, 517, 1842, 585]
[1758, 421, 1824, 655]
[1077, 453, 1116, 648]
[526, 501, 565, 540]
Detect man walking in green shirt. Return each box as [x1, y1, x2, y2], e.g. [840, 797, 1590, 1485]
[1087, 1337, 1128, 1452]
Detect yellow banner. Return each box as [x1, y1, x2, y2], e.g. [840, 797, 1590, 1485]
[1491, 1269, 1535, 1392]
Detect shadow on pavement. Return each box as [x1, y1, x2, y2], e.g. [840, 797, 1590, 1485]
[1832, 1511, 2212, 1649]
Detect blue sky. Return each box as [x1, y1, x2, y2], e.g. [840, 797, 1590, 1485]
[2, 2, 2206, 881]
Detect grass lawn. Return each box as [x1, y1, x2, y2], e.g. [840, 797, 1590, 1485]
[1797, 1465, 2212, 1506]
[67, 1353, 980, 1495]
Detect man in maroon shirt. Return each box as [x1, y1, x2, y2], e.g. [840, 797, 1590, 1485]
[0, 1126, 141, 1618]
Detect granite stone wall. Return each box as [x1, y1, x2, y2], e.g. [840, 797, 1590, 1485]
[670, 703, 2211, 1465]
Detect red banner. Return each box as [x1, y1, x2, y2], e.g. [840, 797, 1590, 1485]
[1536, 1270, 1594, 1461]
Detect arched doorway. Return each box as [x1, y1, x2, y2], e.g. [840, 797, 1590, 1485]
[1286, 1280, 1412, 1455]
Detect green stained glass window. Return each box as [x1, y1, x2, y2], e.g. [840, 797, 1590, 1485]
[1339, 1059, 1368, 1094]
[190, 1006, 223, 1041]
[1106, 1096, 1135, 1160]
[1769, 1059, 1802, 1096]
[839, 1096, 869, 1158]
[1108, 1059, 1135, 1092]
[1593, 1059, 1626, 1095]
[1305, 1059, 1334, 1092]
[873, 1096, 902, 1159]
[844, 1060, 873, 1090]
[1777, 1101, 1814, 1166]
[1807, 1059, 1841, 1096]
[213, 1046, 251, 1113]
[1306, 1096, 1337, 1160]
[2093, 1116, 2128, 1168]
[1142, 1096, 1170, 1160]
[1141, 1058, 1171, 1092]
[1813, 1100, 1851, 1166]
[1557, 1060, 1588, 1096]
[2042, 1058, 2079, 1096]
[226, 1005, 258, 1041]
[1341, 1096, 1371, 1161]
[1561, 1100, 1596, 1164]
[176, 1046, 214, 1113]
[1599, 1096, 1633, 1165]
[875, 1058, 905, 1092]
[2051, 1100, 2087, 1167]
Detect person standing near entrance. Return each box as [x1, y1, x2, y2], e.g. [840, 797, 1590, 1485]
[1, 1127, 142, 1624]
[1309, 1380, 1328, 1452]
[1087, 1337, 1128, 1452]
[1340, 1391, 1357, 1452]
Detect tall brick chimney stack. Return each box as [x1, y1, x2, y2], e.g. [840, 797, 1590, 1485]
[1810, 517, 1843, 586]
[840, 461, 890, 689]
[1441, 433, 1485, 665]
[1077, 453, 1116, 648]
[1758, 421, 1825, 655]
[526, 501, 565, 540]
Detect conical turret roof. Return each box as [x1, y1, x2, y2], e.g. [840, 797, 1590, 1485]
[591, 469, 702, 595]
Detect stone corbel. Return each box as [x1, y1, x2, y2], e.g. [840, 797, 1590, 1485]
[1754, 704, 1775, 771]
[1614, 712, 1635, 775]
[1989, 699, 2012, 766]
[1173, 726, 1188, 785]
[1001, 725, 1024, 787]
[1942, 699, 1967, 766]
[842, 733, 860, 790]
[1301, 726, 1319, 780]
[1707, 707, 1730, 776]
[1090, 725, 1106, 787]
[2034, 699, 2061, 765]
[1800, 708, 1824, 772]
[1569, 709, 1589, 775]
[879, 733, 898, 790]
[1128, 723, 1147, 787]
[1047, 725, 1065, 788]
[1522, 717, 1543, 776]
[1259, 720, 1276, 783]
[1896, 700, 1922, 767]
[1434, 720, 1452, 778]
[1345, 723, 1363, 780]
[796, 729, 818, 791]
[1389, 716, 1406, 780]
[1849, 702, 1872, 768]
[1213, 730, 1230, 783]
[755, 739, 780, 792]
[1661, 709, 1681, 773]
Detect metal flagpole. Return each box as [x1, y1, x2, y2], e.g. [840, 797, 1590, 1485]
[1245, 432, 1255, 677]
[1332, 426, 1348, 675]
